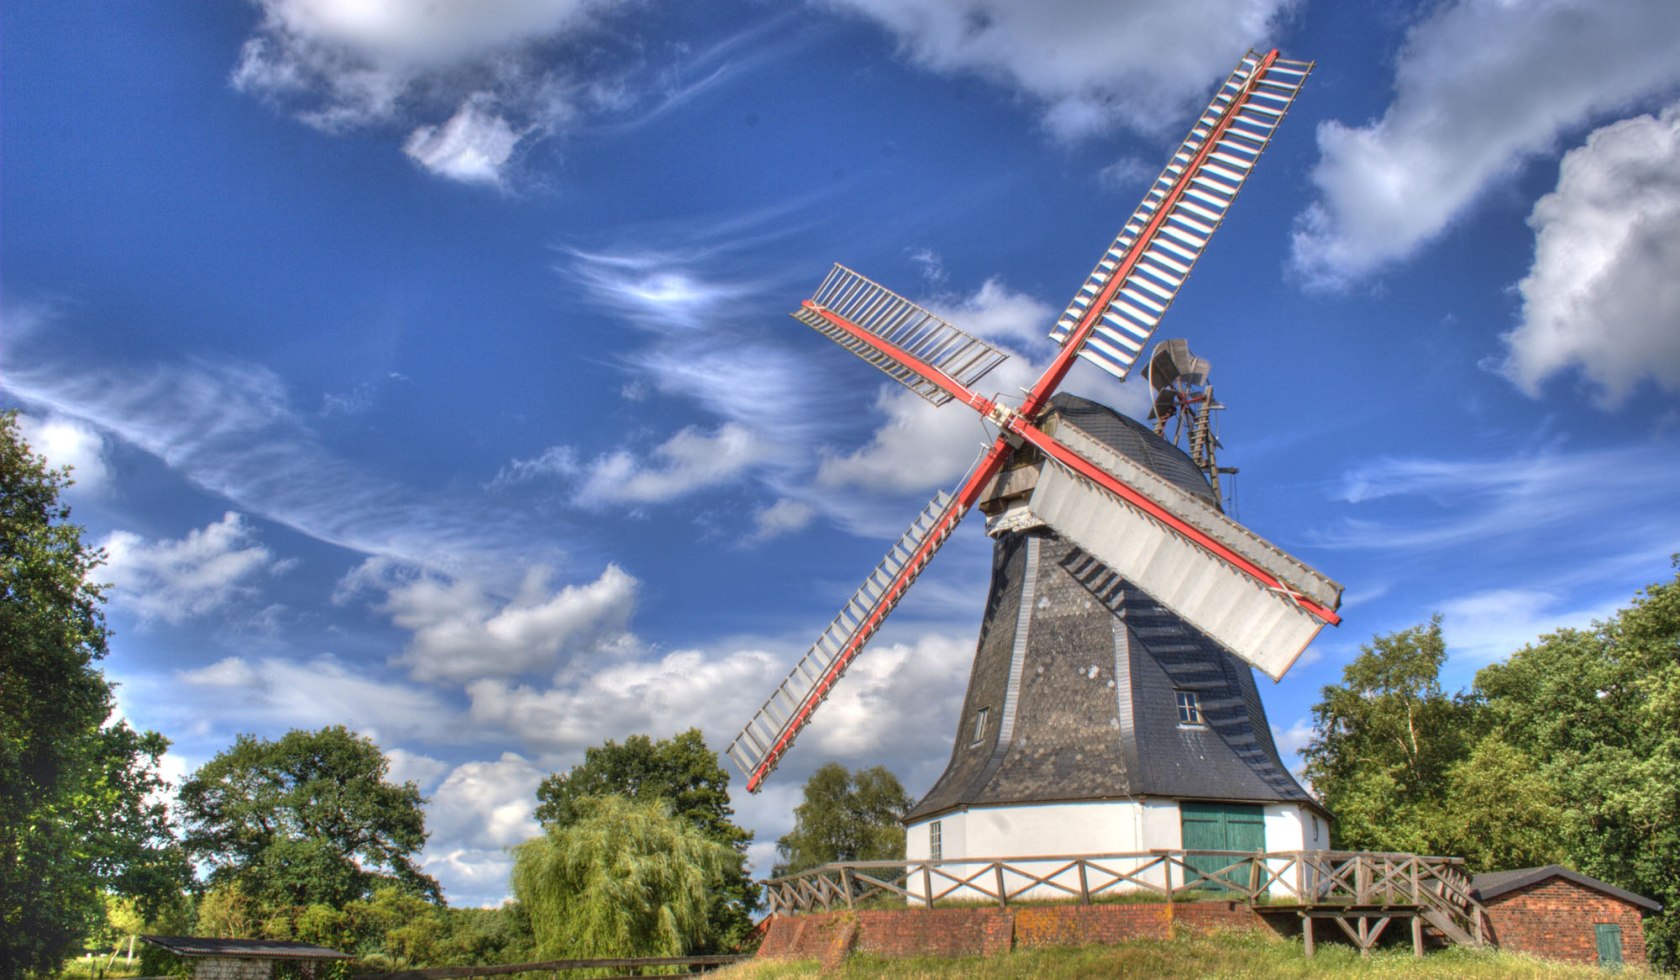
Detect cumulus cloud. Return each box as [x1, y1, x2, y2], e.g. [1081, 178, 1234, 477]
[342, 558, 639, 684]
[416, 752, 546, 904]
[577, 423, 772, 506]
[748, 498, 815, 543]
[403, 96, 525, 185]
[1292, 0, 1680, 285]
[177, 654, 456, 744]
[231, 0, 623, 182]
[1498, 104, 1680, 405]
[821, 0, 1295, 140]
[101, 513, 284, 624]
[816, 279, 1052, 493]
[466, 647, 780, 755]
[16, 413, 110, 494]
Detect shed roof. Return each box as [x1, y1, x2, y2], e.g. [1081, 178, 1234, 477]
[139, 937, 353, 960]
[1470, 865, 1662, 913]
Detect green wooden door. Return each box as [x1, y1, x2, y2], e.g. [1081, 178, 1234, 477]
[1180, 802, 1265, 890]
[1596, 923, 1624, 968]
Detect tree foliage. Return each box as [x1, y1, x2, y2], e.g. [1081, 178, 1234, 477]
[178, 725, 439, 910]
[1, 412, 189, 977]
[535, 729, 756, 949]
[773, 763, 911, 876]
[1304, 563, 1680, 972]
[513, 795, 732, 972]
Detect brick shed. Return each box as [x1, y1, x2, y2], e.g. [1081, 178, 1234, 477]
[1471, 865, 1661, 969]
[138, 937, 351, 980]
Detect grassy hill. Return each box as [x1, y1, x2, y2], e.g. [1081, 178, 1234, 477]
[720, 929, 1629, 978]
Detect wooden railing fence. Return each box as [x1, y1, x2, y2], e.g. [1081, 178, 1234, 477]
[762, 850, 1486, 947]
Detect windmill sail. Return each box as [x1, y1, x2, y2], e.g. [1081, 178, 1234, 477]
[1023, 406, 1341, 680]
[727, 488, 965, 788]
[1048, 50, 1313, 382]
[795, 265, 1009, 407]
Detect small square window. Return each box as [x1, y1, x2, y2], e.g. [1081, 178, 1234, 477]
[1176, 690, 1203, 725]
[929, 820, 943, 861]
[969, 707, 990, 746]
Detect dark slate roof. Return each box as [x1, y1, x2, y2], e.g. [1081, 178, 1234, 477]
[1046, 393, 1219, 506]
[905, 397, 1320, 823]
[1471, 866, 1662, 912]
[139, 937, 352, 960]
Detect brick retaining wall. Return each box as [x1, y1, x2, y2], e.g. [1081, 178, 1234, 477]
[758, 901, 1267, 962]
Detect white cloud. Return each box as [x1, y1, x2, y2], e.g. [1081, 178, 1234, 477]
[404, 96, 524, 185]
[1499, 103, 1680, 405]
[1438, 587, 1623, 666]
[816, 279, 1052, 494]
[466, 647, 780, 755]
[798, 633, 972, 764]
[820, 0, 1296, 140]
[342, 558, 639, 684]
[1271, 717, 1313, 766]
[16, 412, 110, 494]
[490, 446, 579, 489]
[564, 249, 760, 333]
[749, 498, 815, 543]
[386, 747, 452, 791]
[1292, 0, 1680, 285]
[577, 422, 772, 506]
[101, 513, 283, 624]
[1318, 442, 1680, 554]
[421, 753, 547, 904]
[3, 353, 553, 577]
[231, 0, 624, 182]
[176, 654, 457, 744]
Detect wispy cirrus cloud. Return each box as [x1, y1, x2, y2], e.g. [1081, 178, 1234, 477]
[3, 348, 556, 577]
[1316, 442, 1680, 554]
[1291, 0, 1680, 286]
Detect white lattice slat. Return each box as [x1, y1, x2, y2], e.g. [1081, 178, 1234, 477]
[794, 265, 1009, 406]
[726, 489, 961, 783]
[1049, 51, 1313, 382]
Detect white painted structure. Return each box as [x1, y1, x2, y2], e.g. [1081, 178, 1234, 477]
[903, 797, 1328, 902]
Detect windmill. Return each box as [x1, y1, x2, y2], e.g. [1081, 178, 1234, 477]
[729, 49, 1339, 868]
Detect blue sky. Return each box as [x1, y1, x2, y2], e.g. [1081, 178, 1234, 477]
[5, 0, 1679, 907]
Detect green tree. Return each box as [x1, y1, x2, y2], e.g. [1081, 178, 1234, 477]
[512, 795, 732, 972]
[1300, 617, 1477, 854]
[178, 725, 439, 913]
[535, 730, 756, 949]
[773, 763, 910, 876]
[1, 412, 189, 976]
[1473, 562, 1680, 973]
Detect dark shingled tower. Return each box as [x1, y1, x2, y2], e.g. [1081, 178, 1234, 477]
[906, 393, 1319, 823]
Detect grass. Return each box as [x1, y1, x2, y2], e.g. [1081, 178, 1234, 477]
[57, 954, 146, 980]
[719, 928, 1633, 979]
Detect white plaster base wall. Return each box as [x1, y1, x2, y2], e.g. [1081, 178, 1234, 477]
[904, 798, 1326, 902]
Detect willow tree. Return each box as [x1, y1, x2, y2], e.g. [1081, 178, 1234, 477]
[512, 795, 733, 966]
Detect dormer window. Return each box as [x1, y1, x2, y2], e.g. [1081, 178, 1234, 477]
[1175, 690, 1203, 726]
[969, 706, 990, 746]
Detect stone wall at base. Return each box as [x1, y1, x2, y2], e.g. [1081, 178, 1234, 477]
[1481, 878, 1649, 967]
[757, 901, 1265, 962]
